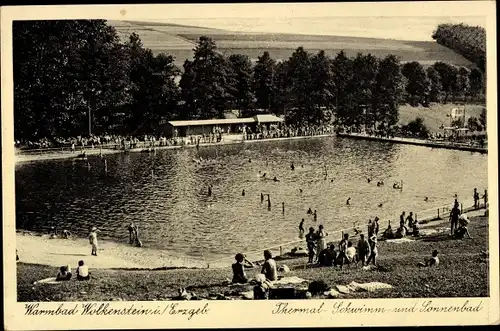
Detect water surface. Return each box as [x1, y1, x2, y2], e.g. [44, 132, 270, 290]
[16, 137, 488, 261]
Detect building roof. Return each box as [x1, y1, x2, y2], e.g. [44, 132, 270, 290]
[253, 114, 284, 123]
[167, 114, 283, 127]
[168, 118, 255, 127]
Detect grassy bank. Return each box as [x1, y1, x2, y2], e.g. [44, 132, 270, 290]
[398, 103, 485, 134]
[17, 214, 489, 301]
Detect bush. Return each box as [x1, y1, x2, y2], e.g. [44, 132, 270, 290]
[403, 117, 430, 138]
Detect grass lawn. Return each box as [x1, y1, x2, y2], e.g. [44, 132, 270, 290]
[17, 215, 489, 301]
[398, 103, 486, 134]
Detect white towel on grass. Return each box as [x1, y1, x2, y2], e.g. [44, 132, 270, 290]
[34, 277, 60, 285]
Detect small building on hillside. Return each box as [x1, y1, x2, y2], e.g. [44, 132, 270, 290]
[158, 114, 284, 137]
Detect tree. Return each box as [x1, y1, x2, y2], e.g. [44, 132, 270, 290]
[350, 53, 379, 127]
[13, 20, 130, 139]
[126, 34, 180, 133]
[402, 61, 429, 106]
[283, 47, 313, 124]
[426, 66, 443, 103]
[309, 50, 335, 125]
[467, 116, 482, 132]
[228, 54, 255, 116]
[372, 55, 405, 128]
[457, 67, 471, 101]
[253, 51, 276, 111]
[403, 117, 430, 138]
[270, 61, 289, 116]
[331, 51, 354, 126]
[432, 62, 458, 103]
[179, 36, 233, 120]
[432, 23, 486, 72]
[479, 107, 486, 130]
[469, 68, 484, 100]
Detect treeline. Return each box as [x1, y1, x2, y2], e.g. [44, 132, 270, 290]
[432, 23, 486, 72]
[13, 20, 486, 140]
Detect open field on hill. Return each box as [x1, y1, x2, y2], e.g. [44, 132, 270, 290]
[108, 20, 472, 68]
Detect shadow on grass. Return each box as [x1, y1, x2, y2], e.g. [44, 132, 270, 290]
[418, 233, 458, 242]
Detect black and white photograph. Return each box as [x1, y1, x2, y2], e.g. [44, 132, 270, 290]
[2, 2, 498, 329]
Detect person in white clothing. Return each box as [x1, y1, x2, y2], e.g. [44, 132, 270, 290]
[345, 242, 357, 266]
[76, 260, 90, 281]
[89, 227, 99, 256]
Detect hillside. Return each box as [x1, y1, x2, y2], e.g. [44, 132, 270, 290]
[398, 103, 485, 133]
[108, 20, 472, 69]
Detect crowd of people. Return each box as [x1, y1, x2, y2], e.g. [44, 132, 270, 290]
[338, 124, 487, 149]
[15, 123, 337, 153]
[244, 124, 334, 141]
[226, 186, 485, 299]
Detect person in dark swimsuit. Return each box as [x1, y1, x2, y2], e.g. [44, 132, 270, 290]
[231, 253, 254, 284]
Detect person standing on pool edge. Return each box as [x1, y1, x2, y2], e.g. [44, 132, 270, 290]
[299, 219, 305, 238]
[89, 227, 99, 256]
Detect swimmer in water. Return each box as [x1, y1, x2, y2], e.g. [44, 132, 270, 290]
[273, 177, 279, 182]
[267, 197, 272, 211]
[299, 189, 303, 194]
[313, 210, 317, 222]
[282, 202, 285, 215]
[367, 178, 372, 183]
[261, 193, 264, 203]
[378, 203, 383, 207]
[424, 197, 429, 202]
[346, 197, 351, 205]
[262, 173, 267, 178]
[208, 186, 212, 197]
[249, 158, 251, 163]
[307, 208, 313, 214]
[291, 163, 295, 171]
[242, 189, 245, 196]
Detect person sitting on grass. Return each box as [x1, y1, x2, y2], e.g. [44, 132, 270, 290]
[318, 243, 337, 267]
[76, 260, 90, 281]
[253, 274, 270, 300]
[383, 223, 394, 239]
[62, 229, 72, 239]
[261, 250, 278, 282]
[417, 250, 440, 267]
[341, 241, 357, 268]
[455, 214, 473, 239]
[56, 265, 72, 281]
[395, 221, 407, 239]
[232, 253, 254, 284]
[412, 221, 420, 237]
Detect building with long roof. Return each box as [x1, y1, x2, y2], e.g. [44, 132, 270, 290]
[158, 114, 284, 137]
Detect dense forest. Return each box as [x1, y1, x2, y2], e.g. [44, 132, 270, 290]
[432, 23, 486, 72]
[13, 20, 486, 140]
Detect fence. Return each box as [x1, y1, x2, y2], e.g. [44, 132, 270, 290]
[205, 194, 488, 269]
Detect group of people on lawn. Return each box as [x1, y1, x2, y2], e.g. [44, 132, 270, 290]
[305, 218, 380, 268]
